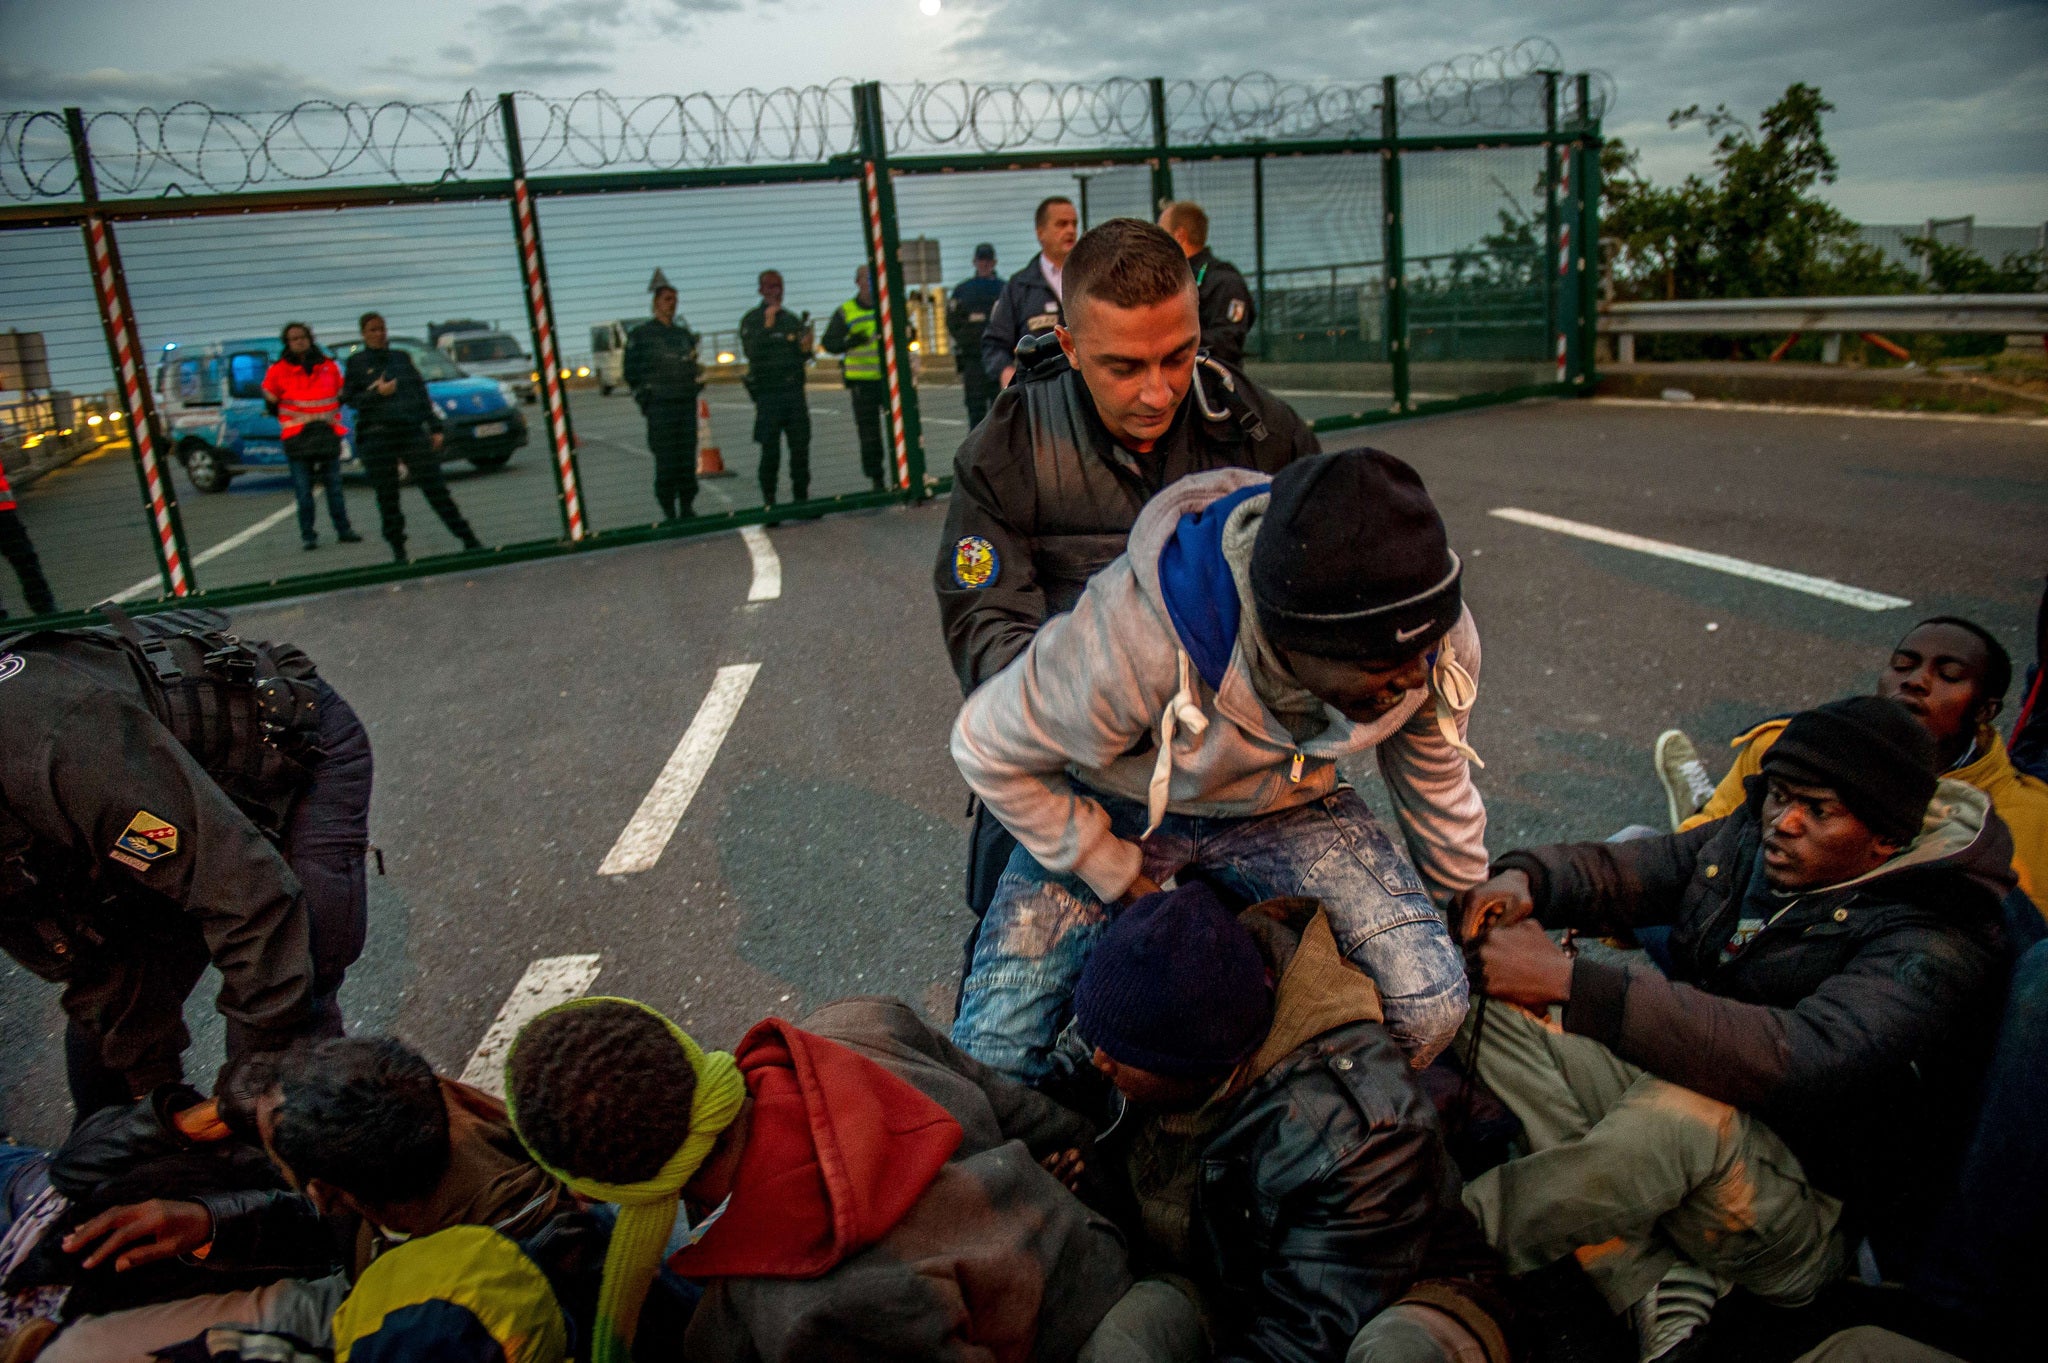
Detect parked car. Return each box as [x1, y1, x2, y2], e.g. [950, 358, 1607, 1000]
[154, 335, 526, 494]
[588, 318, 648, 396]
[435, 326, 539, 403]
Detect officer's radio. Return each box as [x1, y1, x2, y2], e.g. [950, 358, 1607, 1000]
[1011, 330, 1069, 383]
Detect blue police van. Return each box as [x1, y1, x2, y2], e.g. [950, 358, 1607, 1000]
[154, 335, 527, 493]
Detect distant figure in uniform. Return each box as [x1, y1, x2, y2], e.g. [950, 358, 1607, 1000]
[947, 243, 1003, 429]
[1159, 200, 1257, 366]
[0, 607, 372, 1123]
[0, 463, 56, 619]
[263, 323, 361, 552]
[340, 312, 482, 564]
[624, 284, 702, 521]
[981, 196, 1078, 388]
[822, 264, 894, 494]
[739, 270, 813, 507]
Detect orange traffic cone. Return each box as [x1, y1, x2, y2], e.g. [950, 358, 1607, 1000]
[696, 394, 733, 477]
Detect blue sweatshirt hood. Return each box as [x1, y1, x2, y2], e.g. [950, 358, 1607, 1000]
[1157, 482, 1266, 691]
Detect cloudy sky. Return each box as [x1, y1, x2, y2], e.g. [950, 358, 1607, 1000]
[0, 0, 2043, 222]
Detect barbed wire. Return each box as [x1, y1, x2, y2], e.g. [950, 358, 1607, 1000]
[0, 43, 1614, 204]
[512, 85, 860, 174]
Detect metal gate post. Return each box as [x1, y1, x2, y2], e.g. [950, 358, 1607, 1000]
[1543, 72, 1562, 386]
[1253, 153, 1269, 361]
[65, 108, 194, 599]
[853, 82, 926, 498]
[498, 93, 588, 541]
[1379, 77, 1410, 413]
[1574, 73, 1602, 389]
[1149, 78, 1175, 211]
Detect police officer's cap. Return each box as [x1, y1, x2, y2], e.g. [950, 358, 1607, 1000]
[973, 243, 997, 261]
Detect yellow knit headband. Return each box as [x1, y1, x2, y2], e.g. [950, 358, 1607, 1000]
[503, 996, 745, 1363]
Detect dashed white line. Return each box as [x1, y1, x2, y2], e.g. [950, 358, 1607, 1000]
[459, 952, 604, 1096]
[111, 502, 299, 601]
[1592, 396, 2048, 427]
[599, 663, 761, 875]
[739, 525, 781, 602]
[1489, 507, 1912, 611]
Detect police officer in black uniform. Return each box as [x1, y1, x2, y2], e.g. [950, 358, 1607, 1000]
[1159, 201, 1259, 366]
[340, 312, 483, 564]
[947, 244, 1005, 429]
[936, 218, 1316, 923]
[979, 196, 1078, 389]
[0, 607, 372, 1121]
[624, 284, 702, 520]
[739, 270, 814, 507]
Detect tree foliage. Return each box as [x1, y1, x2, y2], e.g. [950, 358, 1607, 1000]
[1602, 83, 1912, 302]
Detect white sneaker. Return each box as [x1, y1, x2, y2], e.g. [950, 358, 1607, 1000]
[1654, 730, 1718, 831]
[1631, 1262, 1728, 1363]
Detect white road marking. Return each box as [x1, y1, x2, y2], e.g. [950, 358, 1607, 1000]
[1489, 507, 1912, 612]
[111, 502, 299, 601]
[1592, 396, 2048, 428]
[1268, 389, 1393, 401]
[599, 663, 761, 875]
[740, 524, 781, 601]
[922, 416, 968, 427]
[459, 952, 604, 1096]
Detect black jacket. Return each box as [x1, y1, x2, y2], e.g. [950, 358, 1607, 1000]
[979, 256, 1064, 381]
[623, 318, 701, 406]
[1192, 248, 1257, 366]
[947, 274, 1005, 374]
[935, 354, 1316, 693]
[339, 346, 441, 433]
[1495, 777, 2012, 1228]
[1087, 905, 1509, 1363]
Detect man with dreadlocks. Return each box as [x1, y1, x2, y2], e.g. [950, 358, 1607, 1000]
[504, 995, 1142, 1363]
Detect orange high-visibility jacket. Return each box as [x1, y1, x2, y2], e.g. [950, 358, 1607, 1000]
[261, 357, 347, 440]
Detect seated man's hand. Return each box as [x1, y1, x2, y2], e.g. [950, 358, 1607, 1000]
[62, 1199, 213, 1272]
[1117, 873, 1165, 908]
[1041, 1147, 1087, 1193]
[1474, 919, 1574, 1011]
[1456, 869, 1534, 942]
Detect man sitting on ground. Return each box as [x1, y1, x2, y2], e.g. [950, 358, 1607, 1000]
[1657, 615, 2046, 922]
[1459, 697, 2012, 1361]
[950, 448, 1481, 1085]
[1069, 882, 1513, 1363]
[505, 995, 1134, 1363]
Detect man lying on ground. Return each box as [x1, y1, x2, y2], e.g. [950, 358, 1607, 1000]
[1459, 696, 2013, 1363]
[1657, 615, 2046, 922]
[504, 995, 1136, 1363]
[1067, 882, 1514, 1363]
[950, 449, 1482, 1084]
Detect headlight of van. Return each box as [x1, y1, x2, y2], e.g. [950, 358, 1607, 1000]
[496, 382, 518, 406]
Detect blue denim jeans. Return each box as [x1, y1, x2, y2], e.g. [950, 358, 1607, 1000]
[287, 446, 353, 543]
[952, 786, 1469, 1084]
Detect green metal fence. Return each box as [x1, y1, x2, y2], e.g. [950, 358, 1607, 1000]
[0, 46, 1604, 625]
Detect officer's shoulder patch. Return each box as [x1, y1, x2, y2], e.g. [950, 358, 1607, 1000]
[111, 810, 180, 872]
[1227, 298, 1247, 323]
[0, 653, 23, 683]
[953, 536, 998, 590]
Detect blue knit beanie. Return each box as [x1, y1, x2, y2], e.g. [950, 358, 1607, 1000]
[1074, 882, 1274, 1078]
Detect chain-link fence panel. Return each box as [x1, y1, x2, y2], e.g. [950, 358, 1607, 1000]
[0, 227, 160, 617]
[1402, 146, 1554, 399]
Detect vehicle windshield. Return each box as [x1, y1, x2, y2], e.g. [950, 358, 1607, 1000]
[450, 335, 525, 362]
[334, 339, 468, 382]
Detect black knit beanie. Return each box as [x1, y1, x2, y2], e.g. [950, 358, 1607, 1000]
[1073, 882, 1273, 1080]
[1761, 695, 1938, 844]
[1251, 449, 1462, 660]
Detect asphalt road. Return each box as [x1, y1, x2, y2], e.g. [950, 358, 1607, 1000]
[3, 396, 2043, 1144]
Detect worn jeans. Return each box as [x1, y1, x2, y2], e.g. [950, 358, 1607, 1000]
[1460, 994, 1846, 1313]
[1074, 1278, 1490, 1363]
[284, 429, 354, 544]
[952, 786, 1468, 1085]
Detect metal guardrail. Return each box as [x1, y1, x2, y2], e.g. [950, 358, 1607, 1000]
[1599, 294, 2048, 364]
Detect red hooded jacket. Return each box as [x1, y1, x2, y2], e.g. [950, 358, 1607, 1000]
[670, 1018, 963, 1280]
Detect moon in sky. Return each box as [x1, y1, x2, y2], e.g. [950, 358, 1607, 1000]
[920, 0, 942, 14]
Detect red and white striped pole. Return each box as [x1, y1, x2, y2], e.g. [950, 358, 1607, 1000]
[860, 157, 910, 491]
[1556, 150, 1574, 385]
[512, 178, 585, 540]
[66, 107, 192, 598]
[497, 93, 587, 542]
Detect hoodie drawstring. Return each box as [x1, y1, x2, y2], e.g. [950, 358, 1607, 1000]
[1431, 641, 1483, 768]
[1146, 650, 1209, 836]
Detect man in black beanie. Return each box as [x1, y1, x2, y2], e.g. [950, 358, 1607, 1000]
[1451, 695, 2014, 1361]
[950, 450, 1482, 1087]
[1069, 882, 1515, 1363]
